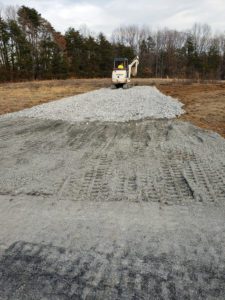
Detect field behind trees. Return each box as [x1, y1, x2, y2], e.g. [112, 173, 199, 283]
[1, 5, 225, 82]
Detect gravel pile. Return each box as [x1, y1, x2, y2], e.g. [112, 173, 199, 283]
[6, 86, 185, 122]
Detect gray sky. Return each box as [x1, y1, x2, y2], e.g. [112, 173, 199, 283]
[1, 0, 225, 35]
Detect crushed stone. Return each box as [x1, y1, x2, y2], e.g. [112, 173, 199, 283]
[2, 86, 185, 122]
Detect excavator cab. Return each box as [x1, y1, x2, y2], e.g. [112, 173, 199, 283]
[113, 58, 128, 70]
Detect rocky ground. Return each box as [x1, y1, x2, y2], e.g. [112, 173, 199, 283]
[0, 87, 224, 299]
[2, 86, 185, 122]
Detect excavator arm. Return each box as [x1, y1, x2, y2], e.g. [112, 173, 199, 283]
[128, 56, 139, 79]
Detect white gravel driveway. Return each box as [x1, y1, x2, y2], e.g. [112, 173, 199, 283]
[5, 86, 185, 122]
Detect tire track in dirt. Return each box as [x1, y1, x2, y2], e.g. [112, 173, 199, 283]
[1, 238, 225, 299]
[0, 117, 224, 204]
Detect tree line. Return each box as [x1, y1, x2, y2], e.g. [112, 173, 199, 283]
[0, 5, 134, 81]
[112, 24, 225, 80]
[0, 5, 225, 82]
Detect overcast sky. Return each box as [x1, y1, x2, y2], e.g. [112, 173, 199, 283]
[0, 0, 225, 36]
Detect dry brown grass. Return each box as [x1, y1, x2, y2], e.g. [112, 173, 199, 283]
[0, 79, 110, 114]
[157, 83, 225, 138]
[0, 78, 224, 137]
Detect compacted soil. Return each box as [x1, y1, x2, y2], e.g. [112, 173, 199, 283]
[0, 115, 225, 299]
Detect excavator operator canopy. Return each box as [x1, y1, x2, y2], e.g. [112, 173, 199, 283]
[114, 58, 128, 70]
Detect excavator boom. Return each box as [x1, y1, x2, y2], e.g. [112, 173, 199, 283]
[128, 56, 139, 78]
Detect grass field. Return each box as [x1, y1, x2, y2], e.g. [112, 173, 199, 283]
[0, 78, 224, 137]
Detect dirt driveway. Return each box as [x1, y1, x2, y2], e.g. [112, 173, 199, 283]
[0, 114, 225, 299]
